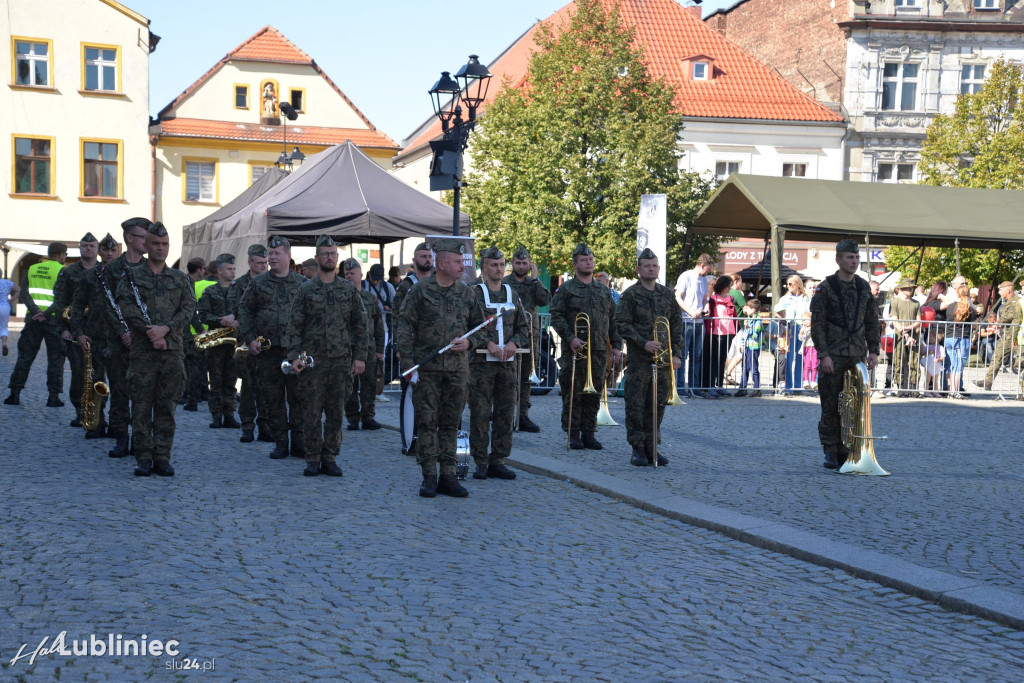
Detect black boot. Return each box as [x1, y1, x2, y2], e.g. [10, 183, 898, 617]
[646, 444, 668, 467]
[134, 459, 152, 477]
[222, 414, 241, 429]
[183, 401, 198, 411]
[518, 415, 541, 433]
[46, 393, 65, 407]
[3, 389, 21, 405]
[209, 415, 222, 428]
[85, 424, 107, 440]
[419, 475, 438, 498]
[347, 419, 360, 431]
[290, 435, 306, 459]
[581, 432, 603, 450]
[108, 432, 130, 458]
[823, 450, 839, 470]
[302, 461, 320, 476]
[320, 462, 343, 477]
[269, 441, 289, 459]
[239, 429, 254, 443]
[486, 463, 516, 480]
[361, 418, 383, 430]
[568, 432, 584, 450]
[630, 445, 648, 466]
[256, 428, 275, 442]
[70, 415, 82, 428]
[152, 461, 175, 477]
[472, 463, 488, 480]
[437, 473, 469, 498]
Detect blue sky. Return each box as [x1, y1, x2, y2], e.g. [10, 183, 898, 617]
[131, 0, 736, 145]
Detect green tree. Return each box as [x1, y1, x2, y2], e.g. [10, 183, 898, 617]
[892, 58, 1024, 286]
[461, 0, 716, 280]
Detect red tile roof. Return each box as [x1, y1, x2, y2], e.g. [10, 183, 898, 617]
[397, 0, 843, 160]
[159, 118, 397, 149]
[228, 26, 313, 64]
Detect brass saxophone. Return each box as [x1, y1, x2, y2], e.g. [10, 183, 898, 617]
[80, 342, 109, 432]
[195, 327, 237, 350]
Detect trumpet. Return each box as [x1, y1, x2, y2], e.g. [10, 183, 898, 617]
[195, 327, 236, 350]
[566, 311, 598, 450]
[525, 311, 541, 385]
[281, 351, 315, 375]
[235, 336, 271, 358]
[650, 317, 675, 467]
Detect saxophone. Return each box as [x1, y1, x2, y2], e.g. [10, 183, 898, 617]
[80, 342, 110, 432]
[195, 327, 237, 349]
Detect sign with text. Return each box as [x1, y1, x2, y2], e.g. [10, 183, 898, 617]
[719, 248, 807, 271]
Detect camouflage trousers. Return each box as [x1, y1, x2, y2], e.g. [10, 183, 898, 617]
[517, 339, 536, 418]
[412, 369, 468, 477]
[205, 344, 237, 418]
[297, 356, 351, 463]
[68, 342, 84, 414]
[236, 354, 268, 433]
[623, 361, 670, 448]
[468, 361, 518, 465]
[256, 348, 303, 449]
[128, 350, 184, 463]
[183, 340, 207, 403]
[104, 336, 132, 435]
[7, 318, 65, 393]
[344, 354, 377, 422]
[984, 336, 1018, 385]
[817, 354, 860, 453]
[558, 349, 607, 434]
[892, 341, 919, 391]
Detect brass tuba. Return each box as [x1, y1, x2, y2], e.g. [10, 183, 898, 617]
[838, 362, 889, 476]
[195, 327, 236, 350]
[650, 317, 676, 467]
[80, 342, 109, 432]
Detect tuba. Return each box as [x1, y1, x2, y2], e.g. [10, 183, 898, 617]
[80, 342, 109, 432]
[650, 317, 676, 467]
[195, 327, 236, 350]
[838, 362, 889, 475]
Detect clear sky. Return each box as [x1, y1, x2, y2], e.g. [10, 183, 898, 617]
[130, 0, 737, 145]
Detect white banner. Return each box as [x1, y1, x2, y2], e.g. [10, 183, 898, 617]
[637, 194, 667, 285]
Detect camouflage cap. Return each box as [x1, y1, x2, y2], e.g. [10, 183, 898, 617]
[433, 238, 465, 255]
[480, 246, 504, 261]
[121, 217, 152, 231]
[413, 241, 430, 253]
[512, 246, 531, 261]
[301, 258, 316, 268]
[341, 257, 361, 272]
[81, 232, 98, 243]
[98, 233, 118, 249]
[247, 244, 268, 258]
[572, 243, 593, 258]
[897, 277, 916, 290]
[216, 253, 236, 266]
[835, 238, 859, 254]
[315, 234, 336, 248]
[637, 247, 657, 262]
[147, 222, 168, 237]
[267, 235, 290, 249]
[999, 280, 1015, 289]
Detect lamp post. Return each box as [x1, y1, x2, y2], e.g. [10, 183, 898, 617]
[428, 55, 492, 236]
[275, 102, 305, 172]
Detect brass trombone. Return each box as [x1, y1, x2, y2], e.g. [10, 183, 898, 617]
[525, 311, 541, 385]
[651, 316, 674, 467]
[596, 343, 619, 427]
[566, 312, 598, 450]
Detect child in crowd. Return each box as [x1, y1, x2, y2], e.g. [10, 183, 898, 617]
[800, 311, 818, 390]
[920, 325, 945, 397]
[723, 327, 747, 386]
[735, 299, 763, 397]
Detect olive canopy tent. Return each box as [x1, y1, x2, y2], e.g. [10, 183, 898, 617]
[689, 174, 1024, 302]
[180, 140, 469, 265]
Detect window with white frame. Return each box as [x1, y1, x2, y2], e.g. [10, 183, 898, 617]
[84, 46, 117, 91]
[877, 162, 915, 183]
[693, 61, 709, 81]
[14, 39, 50, 87]
[782, 163, 807, 178]
[881, 63, 919, 111]
[961, 64, 986, 94]
[894, 0, 918, 6]
[715, 161, 739, 181]
[974, 0, 998, 9]
[185, 160, 216, 202]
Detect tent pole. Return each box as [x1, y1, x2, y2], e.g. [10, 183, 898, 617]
[755, 233, 769, 298]
[879, 244, 922, 287]
[955, 238, 961, 276]
[864, 232, 872, 280]
[770, 225, 784, 312]
[988, 247, 1005, 312]
[914, 242, 926, 283]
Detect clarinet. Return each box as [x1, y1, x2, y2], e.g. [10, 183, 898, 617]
[123, 265, 152, 325]
[96, 266, 128, 331]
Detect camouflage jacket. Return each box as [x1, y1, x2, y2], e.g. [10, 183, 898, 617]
[237, 271, 306, 348]
[50, 261, 94, 332]
[997, 294, 1023, 326]
[396, 274, 488, 374]
[102, 254, 147, 338]
[502, 274, 551, 314]
[226, 271, 256, 318]
[470, 283, 529, 365]
[70, 262, 118, 341]
[393, 274, 420, 327]
[197, 282, 233, 329]
[809, 273, 881, 359]
[549, 277, 622, 357]
[358, 289, 386, 356]
[283, 276, 368, 363]
[615, 282, 682, 364]
[115, 263, 195, 356]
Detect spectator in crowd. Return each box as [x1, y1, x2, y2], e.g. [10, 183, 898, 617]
[728, 273, 746, 313]
[977, 311, 999, 365]
[944, 283, 976, 400]
[773, 274, 810, 394]
[869, 280, 885, 311]
[922, 282, 948, 322]
[595, 272, 620, 304]
[300, 258, 317, 280]
[800, 311, 818, 390]
[703, 275, 737, 397]
[969, 287, 983, 315]
[388, 266, 402, 288]
[913, 285, 928, 305]
[734, 299, 763, 397]
[869, 280, 893, 396]
[890, 278, 921, 397]
[0, 268, 19, 357]
[768, 312, 787, 391]
[920, 321, 945, 397]
[975, 281, 1022, 391]
[674, 254, 714, 399]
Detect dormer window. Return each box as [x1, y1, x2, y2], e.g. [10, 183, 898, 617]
[683, 54, 715, 81]
[974, 0, 999, 9]
[693, 61, 709, 80]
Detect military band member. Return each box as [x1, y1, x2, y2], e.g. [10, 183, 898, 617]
[393, 242, 433, 322]
[299, 258, 317, 280]
[283, 235, 367, 477]
[238, 235, 308, 460]
[342, 259, 385, 431]
[503, 246, 551, 433]
[115, 222, 194, 477]
[103, 218, 149, 458]
[228, 244, 271, 443]
[197, 253, 240, 429]
[183, 258, 210, 411]
[469, 246, 529, 481]
[396, 238, 488, 498]
[52, 233, 100, 427]
[549, 243, 623, 450]
[616, 248, 682, 467]
[810, 238, 881, 470]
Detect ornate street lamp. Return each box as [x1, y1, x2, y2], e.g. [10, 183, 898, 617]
[275, 102, 305, 172]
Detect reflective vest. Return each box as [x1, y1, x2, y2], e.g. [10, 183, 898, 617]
[27, 259, 63, 312]
[191, 279, 216, 335]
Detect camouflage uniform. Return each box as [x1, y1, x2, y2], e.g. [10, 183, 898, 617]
[393, 274, 419, 325]
[70, 262, 114, 430]
[502, 269, 551, 422]
[549, 273, 621, 436]
[115, 262, 194, 465]
[345, 287, 385, 424]
[396, 274, 487, 477]
[889, 296, 921, 392]
[197, 282, 238, 422]
[238, 270, 307, 454]
[52, 260, 94, 417]
[615, 279, 682, 452]
[185, 278, 215, 404]
[228, 271, 268, 435]
[8, 266, 66, 395]
[283, 276, 368, 464]
[101, 253, 147, 437]
[984, 292, 1022, 386]
[809, 268, 881, 459]
[469, 281, 529, 466]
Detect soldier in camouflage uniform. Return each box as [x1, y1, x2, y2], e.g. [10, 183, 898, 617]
[342, 259, 385, 431]
[393, 242, 433, 323]
[238, 235, 308, 460]
[197, 253, 240, 429]
[103, 218, 150, 458]
[182, 258, 209, 411]
[227, 244, 270, 442]
[976, 281, 1022, 391]
[503, 246, 551, 433]
[396, 238, 488, 498]
[52, 233, 100, 427]
[809, 238, 881, 470]
[115, 222, 194, 477]
[283, 235, 367, 477]
[469, 246, 529, 481]
[615, 249, 682, 467]
[70, 233, 122, 439]
[549, 243, 623, 450]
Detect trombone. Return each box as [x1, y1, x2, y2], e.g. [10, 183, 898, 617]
[566, 311, 598, 450]
[525, 311, 541, 385]
[596, 339, 619, 426]
[651, 316, 674, 468]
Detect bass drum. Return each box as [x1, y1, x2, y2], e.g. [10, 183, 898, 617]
[400, 382, 417, 456]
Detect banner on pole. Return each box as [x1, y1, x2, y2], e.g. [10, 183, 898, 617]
[637, 194, 667, 285]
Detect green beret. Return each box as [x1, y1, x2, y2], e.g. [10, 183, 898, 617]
[267, 235, 290, 249]
[835, 238, 859, 254]
[433, 238, 465, 255]
[216, 253, 235, 266]
[512, 246, 530, 261]
[315, 234, 336, 248]
[341, 258, 361, 272]
[572, 243, 593, 258]
[81, 232, 98, 243]
[414, 242, 430, 253]
[480, 246, 504, 261]
[637, 247, 657, 261]
[121, 217, 152, 231]
[99, 233, 118, 249]
[147, 222, 168, 237]
[247, 244, 268, 258]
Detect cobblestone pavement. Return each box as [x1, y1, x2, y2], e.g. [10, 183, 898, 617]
[2, 340, 1023, 680]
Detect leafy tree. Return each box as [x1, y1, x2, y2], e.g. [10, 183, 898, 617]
[461, 0, 716, 280]
[891, 58, 1024, 287]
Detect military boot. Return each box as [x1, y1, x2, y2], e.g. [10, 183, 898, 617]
[222, 414, 241, 429]
[486, 463, 516, 480]
[361, 418, 382, 430]
[183, 401, 198, 411]
[320, 462, 343, 477]
[630, 445, 648, 466]
[823, 449, 839, 470]
[152, 461, 175, 477]
[581, 432, 603, 450]
[256, 428, 275, 442]
[419, 475, 438, 498]
[302, 461, 320, 476]
[46, 393, 65, 407]
[3, 389, 21, 405]
[568, 432, 584, 450]
[239, 429, 255, 443]
[290, 435, 307, 459]
[269, 441, 290, 459]
[437, 473, 469, 498]
[209, 415, 222, 428]
[518, 415, 541, 433]
[472, 463, 489, 480]
[134, 459, 152, 477]
[85, 424, 107, 440]
[646, 445, 668, 467]
[108, 432, 130, 458]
